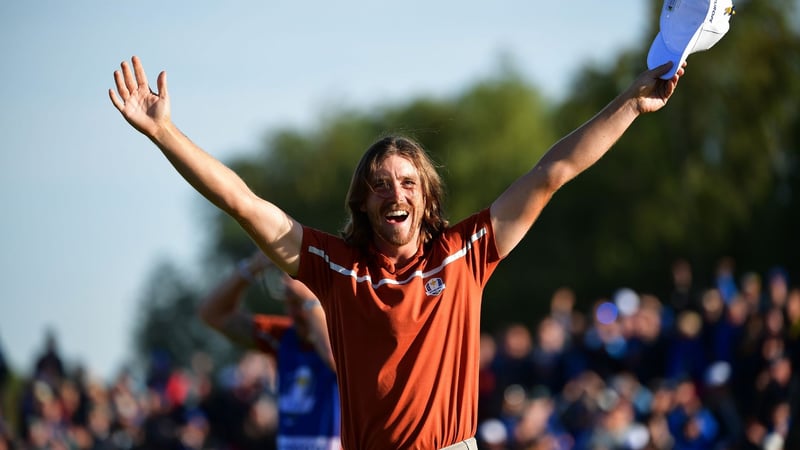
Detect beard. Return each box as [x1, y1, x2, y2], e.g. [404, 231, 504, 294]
[376, 224, 414, 247]
[369, 207, 421, 248]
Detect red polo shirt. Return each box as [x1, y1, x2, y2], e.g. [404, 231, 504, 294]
[297, 208, 501, 450]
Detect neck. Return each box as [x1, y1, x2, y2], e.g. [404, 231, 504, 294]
[373, 237, 420, 268]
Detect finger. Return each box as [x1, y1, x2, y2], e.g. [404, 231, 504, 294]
[676, 61, 687, 77]
[108, 88, 124, 111]
[671, 67, 685, 84]
[121, 60, 137, 95]
[661, 74, 679, 99]
[113, 69, 130, 100]
[132, 55, 150, 91]
[664, 80, 677, 99]
[156, 70, 168, 99]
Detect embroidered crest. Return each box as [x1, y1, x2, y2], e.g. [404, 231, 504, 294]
[424, 277, 446, 296]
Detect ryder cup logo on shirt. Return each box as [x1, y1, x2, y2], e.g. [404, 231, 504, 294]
[424, 278, 446, 296]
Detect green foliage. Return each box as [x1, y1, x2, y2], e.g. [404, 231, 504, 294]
[135, 0, 800, 363]
[502, 0, 800, 315]
[210, 64, 555, 260]
[132, 261, 237, 371]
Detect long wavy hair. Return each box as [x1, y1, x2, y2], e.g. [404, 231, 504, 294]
[341, 135, 448, 249]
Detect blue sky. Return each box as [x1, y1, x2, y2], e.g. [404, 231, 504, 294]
[0, 1, 650, 382]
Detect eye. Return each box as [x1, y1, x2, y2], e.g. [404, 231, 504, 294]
[371, 179, 390, 193]
[402, 178, 418, 191]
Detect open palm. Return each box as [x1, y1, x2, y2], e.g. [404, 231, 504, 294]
[108, 56, 170, 138]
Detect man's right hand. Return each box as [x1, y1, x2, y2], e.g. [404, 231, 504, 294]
[109, 56, 171, 139]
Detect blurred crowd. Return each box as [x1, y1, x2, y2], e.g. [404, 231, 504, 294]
[475, 258, 798, 450]
[0, 334, 282, 450]
[0, 257, 797, 450]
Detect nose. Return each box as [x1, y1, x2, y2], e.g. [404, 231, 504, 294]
[374, 180, 405, 200]
[388, 181, 405, 201]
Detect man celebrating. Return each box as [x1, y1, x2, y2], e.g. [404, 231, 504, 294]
[110, 54, 683, 449]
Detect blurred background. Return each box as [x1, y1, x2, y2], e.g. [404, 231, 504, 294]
[1, 0, 799, 449]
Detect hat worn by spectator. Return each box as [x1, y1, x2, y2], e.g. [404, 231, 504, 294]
[647, 0, 736, 79]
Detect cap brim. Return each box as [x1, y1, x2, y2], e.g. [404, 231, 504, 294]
[647, 32, 683, 80]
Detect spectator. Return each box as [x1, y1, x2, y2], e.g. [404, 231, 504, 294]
[642, 379, 677, 450]
[587, 396, 648, 450]
[666, 378, 719, 450]
[492, 324, 536, 395]
[34, 329, 65, 388]
[198, 251, 339, 450]
[558, 370, 606, 448]
[766, 266, 790, 310]
[549, 287, 577, 343]
[665, 311, 706, 382]
[668, 258, 700, 313]
[530, 317, 569, 394]
[714, 256, 739, 306]
[740, 271, 764, 314]
[702, 360, 743, 447]
[583, 299, 627, 380]
[626, 295, 670, 385]
[512, 387, 571, 450]
[753, 354, 792, 430]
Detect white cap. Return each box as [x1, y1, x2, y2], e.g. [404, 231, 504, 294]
[647, 0, 735, 79]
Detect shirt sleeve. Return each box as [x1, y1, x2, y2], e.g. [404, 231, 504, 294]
[252, 315, 293, 356]
[297, 226, 346, 310]
[447, 207, 502, 287]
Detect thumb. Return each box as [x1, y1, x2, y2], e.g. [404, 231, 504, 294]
[652, 60, 675, 79]
[157, 71, 168, 99]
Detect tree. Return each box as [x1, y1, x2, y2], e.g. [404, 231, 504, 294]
[132, 260, 237, 374]
[133, 0, 800, 363]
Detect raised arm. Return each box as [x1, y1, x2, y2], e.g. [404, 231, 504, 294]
[199, 251, 336, 370]
[198, 252, 272, 348]
[283, 279, 336, 371]
[109, 56, 302, 274]
[490, 62, 684, 258]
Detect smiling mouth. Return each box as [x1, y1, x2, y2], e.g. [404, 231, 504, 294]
[385, 210, 409, 224]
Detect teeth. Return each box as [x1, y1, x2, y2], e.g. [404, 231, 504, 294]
[386, 210, 408, 217]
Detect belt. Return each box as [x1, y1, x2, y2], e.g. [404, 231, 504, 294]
[439, 437, 477, 450]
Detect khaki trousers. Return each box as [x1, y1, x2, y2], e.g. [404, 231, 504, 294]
[439, 437, 477, 450]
